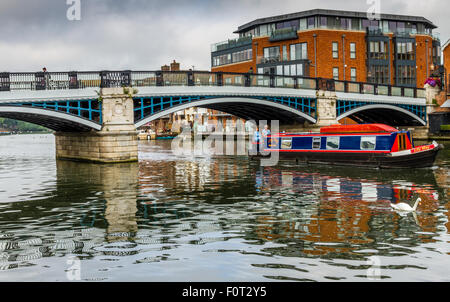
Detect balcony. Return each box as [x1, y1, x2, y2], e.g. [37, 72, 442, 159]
[269, 27, 298, 42]
[366, 28, 383, 36]
[211, 36, 252, 52]
[432, 32, 441, 42]
[256, 55, 282, 65]
[394, 31, 413, 38]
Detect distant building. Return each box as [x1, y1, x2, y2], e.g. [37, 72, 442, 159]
[170, 60, 180, 71]
[160, 60, 181, 71]
[211, 8, 442, 89]
[141, 61, 247, 134]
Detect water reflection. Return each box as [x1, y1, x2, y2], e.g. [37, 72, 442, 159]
[252, 166, 442, 256]
[0, 136, 448, 281]
[56, 162, 140, 243]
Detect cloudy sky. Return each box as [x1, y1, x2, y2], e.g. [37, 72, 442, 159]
[0, 0, 447, 72]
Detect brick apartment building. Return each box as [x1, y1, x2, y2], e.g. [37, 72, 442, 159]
[211, 9, 442, 89]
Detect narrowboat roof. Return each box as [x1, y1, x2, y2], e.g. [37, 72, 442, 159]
[320, 124, 399, 134]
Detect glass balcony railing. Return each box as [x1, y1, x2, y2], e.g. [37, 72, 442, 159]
[211, 36, 252, 52]
[269, 27, 298, 42]
[256, 55, 282, 64]
[432, 32, 440, 41]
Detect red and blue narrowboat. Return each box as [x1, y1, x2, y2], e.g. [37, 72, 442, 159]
[263, 124, 442, 169]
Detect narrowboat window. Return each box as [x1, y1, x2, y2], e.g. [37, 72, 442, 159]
[361, 136, 376, 150]
[312, 137, 321, 149]
[326, 136, 339, 149]
[281, 138, 292, 149]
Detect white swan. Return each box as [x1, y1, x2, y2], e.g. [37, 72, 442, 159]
[390, 197, 421, 212]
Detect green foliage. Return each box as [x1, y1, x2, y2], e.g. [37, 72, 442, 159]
[123, 87, 138, 98]
[95, 90, 103, 103]
[0, 118, 51, 132]
[440, 125, 450, 131]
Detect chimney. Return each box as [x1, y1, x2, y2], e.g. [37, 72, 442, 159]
[170, 60, 180, 71]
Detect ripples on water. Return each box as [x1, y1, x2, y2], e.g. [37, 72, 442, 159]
[0, 134, 449, 281]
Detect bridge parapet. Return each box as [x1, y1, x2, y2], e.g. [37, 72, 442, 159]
[0, 70, 426, 100]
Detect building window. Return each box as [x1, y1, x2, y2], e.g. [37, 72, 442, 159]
[396, 42, 415, 61]
[259, 24, 268, 36]
[397, 22, 405, 34]
[368, 41, 388, 60]
[433, 45, 441, 65]
[367, 65, 390, 85]
[213, 49, 252, 67]
[276, 20, 299, 30]
[332, 42, 339, 58]
[290, 43, 308, 60]
[282, 45, 288, 61]
[350, 68, 357, 82]
[307, 17, 315, 29]
[333, 67, 339, 80]
[212, 53, 232, 67]
[299, 18, 307, 30]
[350, 43, 356, 59]
[363, 19, 379, 30]
[397, 65, 416, 86]
[263, 46, 280, 63]
[231, 49, 252, 64]
[276, 65, 283, 75]
[382, 21, 389, 33]
[341, 18, 352, 30]
[388, 21, 397, 33]
[319, 16, 327, 28]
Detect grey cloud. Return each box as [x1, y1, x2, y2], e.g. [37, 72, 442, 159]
[0, 0, 447, 72]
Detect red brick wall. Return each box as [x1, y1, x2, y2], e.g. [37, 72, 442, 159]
[415, 35, 434, 88]
[308, 30, 367, 82]
[443, 43, 450, 94]
[211, 60, 254, 73]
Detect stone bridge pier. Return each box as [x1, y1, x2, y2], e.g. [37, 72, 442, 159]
[55, 88, 138, 163]
[315, 89, 338, 127]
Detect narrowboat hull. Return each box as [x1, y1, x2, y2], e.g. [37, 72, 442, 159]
[252, 124, 442, 169]
[266, 142, 441, 169]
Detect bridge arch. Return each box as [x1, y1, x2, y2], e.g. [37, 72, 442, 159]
[336, 104, 426, 126]
[134, 97, 317, 128]
[0, 106, 102, 132]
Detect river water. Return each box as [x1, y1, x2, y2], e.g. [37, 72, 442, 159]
[0, 134, 448, 282]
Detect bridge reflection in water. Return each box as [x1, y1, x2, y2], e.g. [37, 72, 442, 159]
[0, 141, 448, 279]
